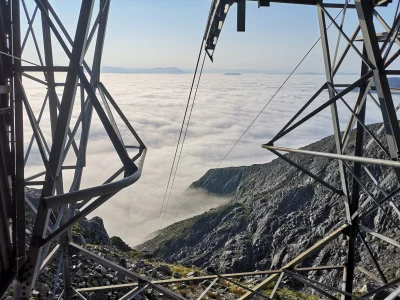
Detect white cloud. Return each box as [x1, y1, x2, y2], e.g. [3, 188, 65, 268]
[22, 73, 400, 246]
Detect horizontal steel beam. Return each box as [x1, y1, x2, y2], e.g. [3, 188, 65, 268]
[239, 224, 348, 299]
[76, 265, 344, 293]
[119, 285, 148, 300]
[204, 0, 390, 53]
[263, 144, 400, 168]
[269, 148, 343, 195]
[70, 243, 186, 300]
[21, 66, 69, 72]
[77, 271, 282, 292]
[44, 150, 145, 208]
[359, 225, 400, 249]
[247, 0, 388, 6]
[216, 272, 270, 299]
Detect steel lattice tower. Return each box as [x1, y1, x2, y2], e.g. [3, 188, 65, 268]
[1, 0, 400, 299]
[0, 0, 182, 299]
[205, 0, 400, 299]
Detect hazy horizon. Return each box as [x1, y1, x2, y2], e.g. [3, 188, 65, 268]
[21, 1, 400, 73]
[101, 66, 359, 75]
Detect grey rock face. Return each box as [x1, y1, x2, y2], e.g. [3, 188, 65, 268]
[79, 216, 110, 245]
[190, 166, 247, 196]
[138, 122, 400, 293]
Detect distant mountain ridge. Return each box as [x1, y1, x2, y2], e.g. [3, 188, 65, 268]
[102, 66, 185, 74]
[100, 67, 394, 76]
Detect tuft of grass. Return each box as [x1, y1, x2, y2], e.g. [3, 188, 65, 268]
[228, 284, 246, 297]
[72, 223, 84, 237]
[167, 264, 195, 276]
[264, 287, 320, 300]
[220, 279, 246, 297]
[206, 292, 222, 299]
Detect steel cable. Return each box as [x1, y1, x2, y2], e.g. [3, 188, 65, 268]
[157, 0, 215, 228]
[157, 42, 206, 226]
[194, 7, 347, 194]
[159, 52, 207, 228]
[158, 4, 349, 223]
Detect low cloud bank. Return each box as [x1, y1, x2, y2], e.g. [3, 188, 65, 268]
[23, 73, 400, 246]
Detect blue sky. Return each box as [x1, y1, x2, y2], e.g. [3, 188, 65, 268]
[22, 0, 399, 73]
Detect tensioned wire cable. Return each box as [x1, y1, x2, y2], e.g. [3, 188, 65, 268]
[157, 40, 207, 227]
[159, 52, 207, 228]
[192, 6, 348, 194]
[157, 0, 215, 228]
[159, 4, 349, 222]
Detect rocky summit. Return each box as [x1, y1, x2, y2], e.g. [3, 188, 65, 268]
[138, 122, 400, 296]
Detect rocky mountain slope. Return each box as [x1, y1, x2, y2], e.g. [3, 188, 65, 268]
[138, 122, 400, 295]
[5, 189, 273, 300]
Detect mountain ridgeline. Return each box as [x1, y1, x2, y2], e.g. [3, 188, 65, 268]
[138, 122, 400, 292]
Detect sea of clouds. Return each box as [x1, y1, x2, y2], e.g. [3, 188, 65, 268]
[23, 73, 400, 246]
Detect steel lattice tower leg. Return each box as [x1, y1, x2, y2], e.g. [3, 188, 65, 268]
[0, 0, 26, 296]
[0, 0, 189, 299]
[0, 0, 18, 296]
